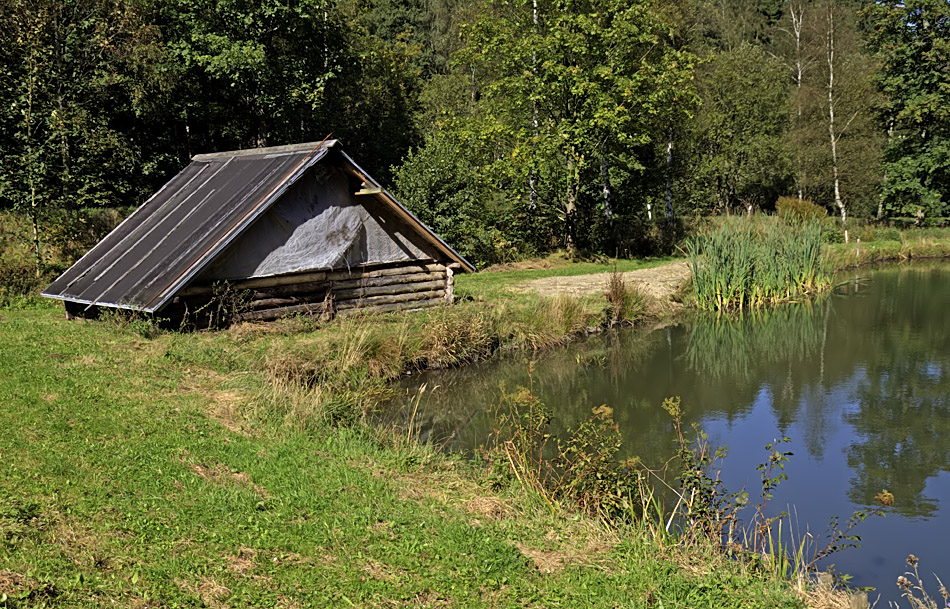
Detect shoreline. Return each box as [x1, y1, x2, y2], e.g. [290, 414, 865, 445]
[4, 239, 950, 607]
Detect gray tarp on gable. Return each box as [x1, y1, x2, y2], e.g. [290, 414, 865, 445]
[43, 140, 472, 313]
[198, 165, 439, 281]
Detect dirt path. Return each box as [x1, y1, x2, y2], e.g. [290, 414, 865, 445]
[517, 260, 691, 301]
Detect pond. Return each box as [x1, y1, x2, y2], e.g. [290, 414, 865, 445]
[388, 261, 950, 604]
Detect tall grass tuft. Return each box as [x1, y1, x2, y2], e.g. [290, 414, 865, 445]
[686, 216, 829, 311]
[605, 265, 647, 325]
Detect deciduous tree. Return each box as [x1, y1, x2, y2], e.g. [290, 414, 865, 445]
[862, 0, 950, 220]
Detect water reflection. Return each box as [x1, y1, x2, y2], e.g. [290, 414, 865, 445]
[389, 262, 950, 592]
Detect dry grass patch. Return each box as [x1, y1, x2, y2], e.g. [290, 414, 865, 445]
[796, 575, 859, 609]
[226, 546, 258, 577]
[369, 520, 396, 539]
[514, 542, 569, 573]
[177, 576, 231, 609]
[50, 514, 107, 566]
[77, 354, 100, 366]
[465, 496, 511, 522]
[227, 320, 280, 341]
[181, 371, 253, 436]
[388, 468, 476, 505]
[203, 387, 251, 436]
[186, 460, 272, 499]
[0, 570, 27, 596]
[515, 534, 616, 574]
[362, 558, 410, 583]
[400, 589, 453, 607]
[276, 594, 305, 609]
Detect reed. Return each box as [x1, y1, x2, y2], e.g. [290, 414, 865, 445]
[686, 216, 830, 311]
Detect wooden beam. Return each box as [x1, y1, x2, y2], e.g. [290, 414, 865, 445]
[235, 301, 328, 322]
[334, 289, 445, 310]
[337, 297, 445, 317]
[180, 262, 443, 296]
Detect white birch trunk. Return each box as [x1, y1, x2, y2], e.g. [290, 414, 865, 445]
[791, 2, 805, 200]
[826, 7, 847, 240]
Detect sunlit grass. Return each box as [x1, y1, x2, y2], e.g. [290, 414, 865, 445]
[0, 299, 805, 608]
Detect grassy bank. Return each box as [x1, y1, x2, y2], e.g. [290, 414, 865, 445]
[6, 226, 950, 608]
[0, 298, 805, 608]
[825, 226, 950, 271]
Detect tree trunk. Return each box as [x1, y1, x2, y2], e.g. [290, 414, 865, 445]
[24, 26, 42, 278]
[665, 125, 674, 223]
[790, 1, 805, 200]
[565, 156, 577, 255]
[528, 0, 539, 211]
[825, 7, 847, 240]
[878, 123, 894, 220]
[30, 182, 41, 279]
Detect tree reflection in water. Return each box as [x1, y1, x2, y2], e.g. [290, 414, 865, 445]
[391, 262, 950, 520]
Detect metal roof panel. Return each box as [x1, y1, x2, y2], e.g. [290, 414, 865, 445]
[43, 144, 328, 311]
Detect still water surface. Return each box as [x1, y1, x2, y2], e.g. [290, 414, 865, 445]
[392, 262, 950, 602]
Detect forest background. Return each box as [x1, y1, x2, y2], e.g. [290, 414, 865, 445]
[1, 0, 948, 270]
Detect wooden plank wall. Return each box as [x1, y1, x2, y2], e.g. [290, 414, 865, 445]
[172, 261, 458, 323]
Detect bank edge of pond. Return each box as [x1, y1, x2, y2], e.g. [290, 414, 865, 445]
[14, 238, 948, 607]
[826, 235, 950, 272]
[351, 237, 950, 609]
[0, 299, 814, 609]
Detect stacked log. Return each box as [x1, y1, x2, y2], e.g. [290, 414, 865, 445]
[173, 262, 451, 323]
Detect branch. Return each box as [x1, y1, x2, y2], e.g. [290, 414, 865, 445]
[834, 110, 861, 143]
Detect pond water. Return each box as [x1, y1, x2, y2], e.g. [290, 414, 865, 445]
[389, 261, 950, 604]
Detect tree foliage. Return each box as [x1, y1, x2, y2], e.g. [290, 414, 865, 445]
[862, 0, 950, 219]
[0, 0, 943, 269]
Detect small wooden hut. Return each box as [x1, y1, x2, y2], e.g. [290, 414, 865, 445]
[43, 140, 474, 323]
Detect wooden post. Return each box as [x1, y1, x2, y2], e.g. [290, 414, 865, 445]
[445, 263, 459, 304]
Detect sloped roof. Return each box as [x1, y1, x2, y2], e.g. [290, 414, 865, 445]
[43, 140, 473, 313]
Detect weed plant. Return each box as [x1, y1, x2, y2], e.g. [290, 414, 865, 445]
[776, 197, 827, 224]
[686, 216, 829, 311]
[482, 375, 643, 522]
[895, 555, 949, 609]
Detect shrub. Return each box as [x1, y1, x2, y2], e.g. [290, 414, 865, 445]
[483, 383, 643, 521]
[775, 196, 827, 224]
[0, 256, 42, 308]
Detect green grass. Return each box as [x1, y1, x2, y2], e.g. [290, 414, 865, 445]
[0, 299, 805, 608]
[14, 224, 948, 608]
[826, 229, 950, 271]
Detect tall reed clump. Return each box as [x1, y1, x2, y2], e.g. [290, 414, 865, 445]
[686, 216, 829, 311]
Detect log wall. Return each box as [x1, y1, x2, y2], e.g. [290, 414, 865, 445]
[168, 261, 458, 324]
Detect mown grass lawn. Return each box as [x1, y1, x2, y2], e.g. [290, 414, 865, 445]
[0, 298, 803, 608]
[455, 255, 676, 301]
